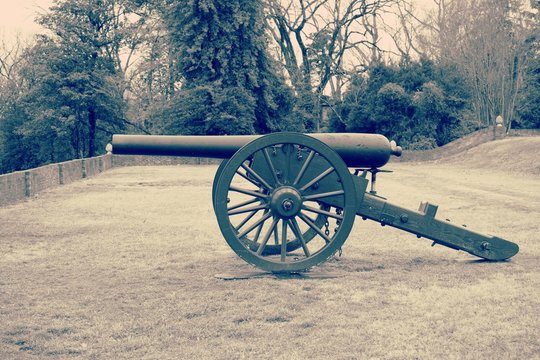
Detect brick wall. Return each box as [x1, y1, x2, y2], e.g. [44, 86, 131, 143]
[60, 159, 84, 185]
[29, 164, 60, 194]
[0, 154, 216, 207]
[0, 171, 26, 206]
[0, 155, 112, 207]
[111, 155, 220, 167]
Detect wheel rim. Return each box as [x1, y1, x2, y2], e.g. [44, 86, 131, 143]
[212, 159, 229, 212]
[213, 160, 330, 256]
[214, 133, 357, 272]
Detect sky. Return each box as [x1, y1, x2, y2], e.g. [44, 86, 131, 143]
[0, 0, 435, 48]
[0, 0, 434, 34]
[0, 0, 55, 41]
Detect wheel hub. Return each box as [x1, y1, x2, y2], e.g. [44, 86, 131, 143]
[270, 186, 302, 218]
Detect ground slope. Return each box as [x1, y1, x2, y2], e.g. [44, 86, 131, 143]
[0, 160, 538, 359]
[397, 135, 540, 175]
[438, 136, 540, 175]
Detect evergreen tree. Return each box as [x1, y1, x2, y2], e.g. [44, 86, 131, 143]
[0, 0, 147, 172]
[35, 0, 131, 158]
[330, 59, 476, 149]
[164, 0, 298, 135]
[516, 55, 540, 129]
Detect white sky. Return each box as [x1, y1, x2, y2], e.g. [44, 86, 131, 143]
[0, 0, 55, 41]
[0, 0, 434, 49]
[0, 0, 434, 34]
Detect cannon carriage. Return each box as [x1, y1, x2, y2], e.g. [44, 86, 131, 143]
[112, 132, 519, 273]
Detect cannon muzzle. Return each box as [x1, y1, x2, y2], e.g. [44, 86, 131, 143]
[112, 133, 400, 169]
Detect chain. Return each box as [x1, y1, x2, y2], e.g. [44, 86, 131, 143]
[334, 208, 342, 233]
[296, 146, 303, 160]
[324, 219, 330, 236]
[336, 207, 343, 256]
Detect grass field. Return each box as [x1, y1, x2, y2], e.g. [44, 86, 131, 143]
[1, 138, 539, 359]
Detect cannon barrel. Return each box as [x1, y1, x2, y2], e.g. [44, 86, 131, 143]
[112, 133, 401, 169]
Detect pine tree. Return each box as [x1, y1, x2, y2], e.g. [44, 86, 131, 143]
[165, 0, 298, 134]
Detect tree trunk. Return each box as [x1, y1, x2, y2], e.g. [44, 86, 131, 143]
[88, 106, 97, 157]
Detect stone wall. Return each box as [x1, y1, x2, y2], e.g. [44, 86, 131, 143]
[0, 155, 112, 207]
[111, 154, 220, 167]
[0, 171, 26, 206]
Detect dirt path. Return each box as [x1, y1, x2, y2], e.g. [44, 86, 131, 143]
[1, 164, 538, 359]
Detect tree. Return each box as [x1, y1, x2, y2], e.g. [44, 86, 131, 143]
[516, 56, 540, 128]
[127, 0, 182, 130]
[330, 59, 476, 149]
[0, 35, 28, 172]
[514, 0, 540, 129]
[264, 0, 398, 128]
[395, 0, 538, 130]
[162, 0, 298, 135]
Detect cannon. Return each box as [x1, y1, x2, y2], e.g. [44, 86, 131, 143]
[112, 132, 519, 272]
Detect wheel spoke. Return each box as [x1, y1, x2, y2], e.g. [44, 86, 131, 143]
[235, 169, 264, 190]
[298, 212, 333, 244]
[293, 150, 315, 186]
[302, 204, 344, 220]
[229, 186, 268, 199]
[240, 163, 273, 191]
[289, 218, 311, 257]
[263, 148, 281, 186]
[299, 167, 335, 192]
[303, 190, 345, 201]
[281, 219, 288, 262]
[256, 217, 279, 255]
[235, 210, 259, 232]
[273, 225, 280, 245]
[237, 211, 273, 239]
[252, 209, 270, 244]
[281, 143, 293, 183]
[228, 197, 260, 212]
[228, 203, 268, 216]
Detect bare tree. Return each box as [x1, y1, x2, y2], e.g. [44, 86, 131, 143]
[457, 0, 535, 129]
[392, 0, 537, 129]
[0, 34, 28, 89]
[125, 3, 181, 128]
[264, 0, 398, 120]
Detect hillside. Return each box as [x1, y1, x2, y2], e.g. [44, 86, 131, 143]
[434, 136, 540, 175]
[395, 131, 540, 175]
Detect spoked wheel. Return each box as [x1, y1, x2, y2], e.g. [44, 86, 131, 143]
[214, 133, 357, 273]
[212, 159, 229, 212]
[212, 159, 330, 255]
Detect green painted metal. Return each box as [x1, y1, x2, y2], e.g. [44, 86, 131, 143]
[356, 194, 519, 261]
[214, 133, 359, 272]
[112, 131, 519, 272]
[112, 133, 401, 169]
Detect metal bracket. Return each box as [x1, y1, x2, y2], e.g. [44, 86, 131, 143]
[354, 168, 393, 195]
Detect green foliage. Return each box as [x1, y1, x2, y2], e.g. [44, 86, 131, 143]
[156, 85, 255, 135]
[154, 82, 302, 135]
[330, 59, 478, 149]
[516, 53, 540, 129]
[165, 0, 298, 134]
[0, 0, 143, 172]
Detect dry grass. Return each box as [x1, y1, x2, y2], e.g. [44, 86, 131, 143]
[1, 157, 539, 359]
[417, 136, 540, 175]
